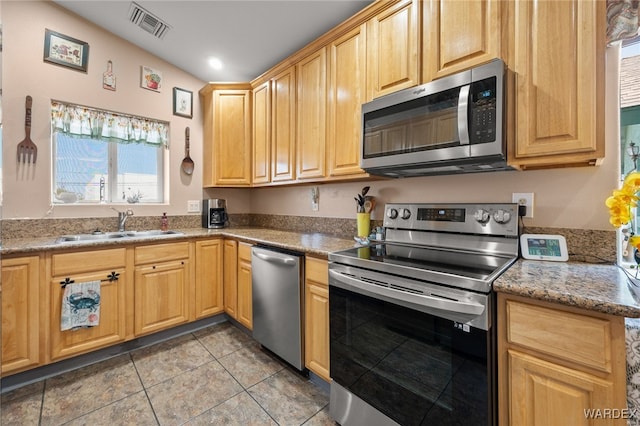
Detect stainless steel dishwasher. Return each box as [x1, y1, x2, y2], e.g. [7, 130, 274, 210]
[251, 245, 304, 370]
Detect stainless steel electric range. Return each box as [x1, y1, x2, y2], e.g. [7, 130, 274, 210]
[328, 203, 519, 426]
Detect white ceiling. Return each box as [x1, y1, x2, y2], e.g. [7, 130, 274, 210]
[53, 0, 373, 82]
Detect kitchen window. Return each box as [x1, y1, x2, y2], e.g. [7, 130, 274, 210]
[51, 101, 168, 204]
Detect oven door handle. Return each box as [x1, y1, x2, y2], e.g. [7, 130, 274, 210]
[329, 269, 485, 316]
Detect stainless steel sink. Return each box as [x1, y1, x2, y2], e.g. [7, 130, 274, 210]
[124, 230, 183, 238]
[55, 230, 184, 244]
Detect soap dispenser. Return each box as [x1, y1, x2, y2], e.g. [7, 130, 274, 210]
[160, 212, 169, 231]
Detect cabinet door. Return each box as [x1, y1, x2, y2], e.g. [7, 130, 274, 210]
[508, 350, 618, 426]
[237, 242, 253, 330]
[252, 81, 271, 185]
[423, 0, 501, 82]
[304, 257, 330, 381]
[2, 256, 41, 375]
[50, 269, 127, 361]
[508, 0, 605, 168]
[327, 24, 369, 178]
[134, 260, 189, 336]
[205, 88, 252, 186]
[297, 48, 327, 180]
[367, 0, 419, 98]
[195, 239, 224, 319]
[271, 66, 297, 182]
[223, 239, 238, 318]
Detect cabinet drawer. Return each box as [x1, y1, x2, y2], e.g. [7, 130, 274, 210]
[505, 299, 614, 373]
[135, 242, 189, 265]
[238, 242, 252, 262]
[52, 248, 126, 276]
[305, 257, 328, 286]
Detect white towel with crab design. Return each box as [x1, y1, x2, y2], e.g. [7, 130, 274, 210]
[61, 281, 101, 331]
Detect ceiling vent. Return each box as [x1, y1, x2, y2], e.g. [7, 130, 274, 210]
[128, 2, 171, 39]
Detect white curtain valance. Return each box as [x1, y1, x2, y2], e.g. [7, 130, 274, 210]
[50, 101, 169, 148]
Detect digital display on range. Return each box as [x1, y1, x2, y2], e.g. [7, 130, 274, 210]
[416, 208, 465, 222]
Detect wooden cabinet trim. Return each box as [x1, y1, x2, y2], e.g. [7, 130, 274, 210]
[134, 242, 189, 265]
[52, 248, 126, 277]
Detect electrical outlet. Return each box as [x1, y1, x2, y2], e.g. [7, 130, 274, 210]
[512, 192, 534, 218]
[310, 187, 319, 211]
[187, 200, 200, 213]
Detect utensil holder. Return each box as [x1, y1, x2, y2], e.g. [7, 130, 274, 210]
[357, 212, 371, 237]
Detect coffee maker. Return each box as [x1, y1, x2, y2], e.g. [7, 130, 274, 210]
[202, 199, 229, 228]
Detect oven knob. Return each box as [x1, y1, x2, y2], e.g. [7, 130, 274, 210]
[493, 209, 512, 224]
[474, 209, 490, 223]
[401, 208, 411, 220]
[387, 208, 398, 219]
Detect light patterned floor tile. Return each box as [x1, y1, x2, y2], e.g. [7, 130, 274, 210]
[64, 390, 157, 426]
[183, 391, 277, 426]
[217, 342, 285, 388]
[132, 333, 215, 388]
[194, 322, 254, 358]
[302, 406, 335, 426]
[0, 384, 43, 426]
[146, 360, 243, 425]
[248, 368, 329, 425]
[40, 355, 143, 425]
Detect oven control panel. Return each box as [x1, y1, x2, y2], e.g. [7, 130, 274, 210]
[383, 203, 518, 236]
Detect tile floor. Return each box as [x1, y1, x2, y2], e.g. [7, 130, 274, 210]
[1, 322, 334, 426]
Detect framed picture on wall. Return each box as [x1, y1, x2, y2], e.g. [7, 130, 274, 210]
[43, 29, 89, 72]
[173, 87, 193, 118]
[141, 66, 162, 92]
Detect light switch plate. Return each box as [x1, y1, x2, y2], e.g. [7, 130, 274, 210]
[187, 200, 200, 213]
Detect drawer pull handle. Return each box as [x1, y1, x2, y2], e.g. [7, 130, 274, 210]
[60, 277, 75, 288]
[107, 271, 120, 282]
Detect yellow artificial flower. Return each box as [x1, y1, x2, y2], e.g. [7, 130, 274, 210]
[630, 235, 640, 249]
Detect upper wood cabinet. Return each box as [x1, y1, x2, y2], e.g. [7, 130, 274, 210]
[507, 0, 605, 169]
[271, 66, 297, 183]
[2, 256, 42, 376]
[327, 23, 369, 178]
[422, 0, 502, 82]
[367, 0, 420, 98]
[201, 84, 252, 187]
[297, 48, 328, 180]
[252, 81, 271, 185]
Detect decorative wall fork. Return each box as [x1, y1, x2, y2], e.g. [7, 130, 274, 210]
[17, 95, 38, 164]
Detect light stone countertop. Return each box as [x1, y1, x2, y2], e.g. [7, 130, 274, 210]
[494, 259, 640, 318]
[0, 226, 357, 258]
[4, 227, 640, 318]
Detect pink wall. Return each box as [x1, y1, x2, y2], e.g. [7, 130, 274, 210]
[2, 1, 622, 231]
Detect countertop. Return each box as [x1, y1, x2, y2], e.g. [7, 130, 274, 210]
[494, 259, 640, 318]
[0, 226, 357, 258]
[4, 227, 640, 318]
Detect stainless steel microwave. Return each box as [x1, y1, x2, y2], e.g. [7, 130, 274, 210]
[360, 59, 512, 177]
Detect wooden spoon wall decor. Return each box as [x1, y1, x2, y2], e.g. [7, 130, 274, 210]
[181, 127, 194, 175]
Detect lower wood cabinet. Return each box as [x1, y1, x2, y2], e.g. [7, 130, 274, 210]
[1, 256, 42, 375]
[194, 239, 224, 319]
[304, 256, 330, 381]
[498, 293, 627, 426]
[134, 242, 190, 336]
[237, 242, 253, 330]
[222, 239, 253, 330]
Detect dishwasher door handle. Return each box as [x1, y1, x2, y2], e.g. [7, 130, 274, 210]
[254, 251, 297, 266]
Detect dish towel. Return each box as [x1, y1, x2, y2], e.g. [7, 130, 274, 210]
[626, 318, 640, 426]
[61, 280, 101, 331]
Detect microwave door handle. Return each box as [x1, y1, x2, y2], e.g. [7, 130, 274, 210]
[329, 269, 484, 316]
[457, 84, 471, 145]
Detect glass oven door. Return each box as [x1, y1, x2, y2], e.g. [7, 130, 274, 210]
[329, 278, 496, 426]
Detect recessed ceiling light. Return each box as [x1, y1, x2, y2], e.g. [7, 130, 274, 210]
[208, 57, 223, 70]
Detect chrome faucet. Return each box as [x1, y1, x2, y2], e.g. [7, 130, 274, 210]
[112, 208, 134, 232]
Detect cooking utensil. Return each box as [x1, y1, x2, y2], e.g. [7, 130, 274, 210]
[17, 95, 38, 164]
[181, 126, 194, 175]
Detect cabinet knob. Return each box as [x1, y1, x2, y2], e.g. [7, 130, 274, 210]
[107, 271, 120, 282]
[59, 277, 75, 288]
